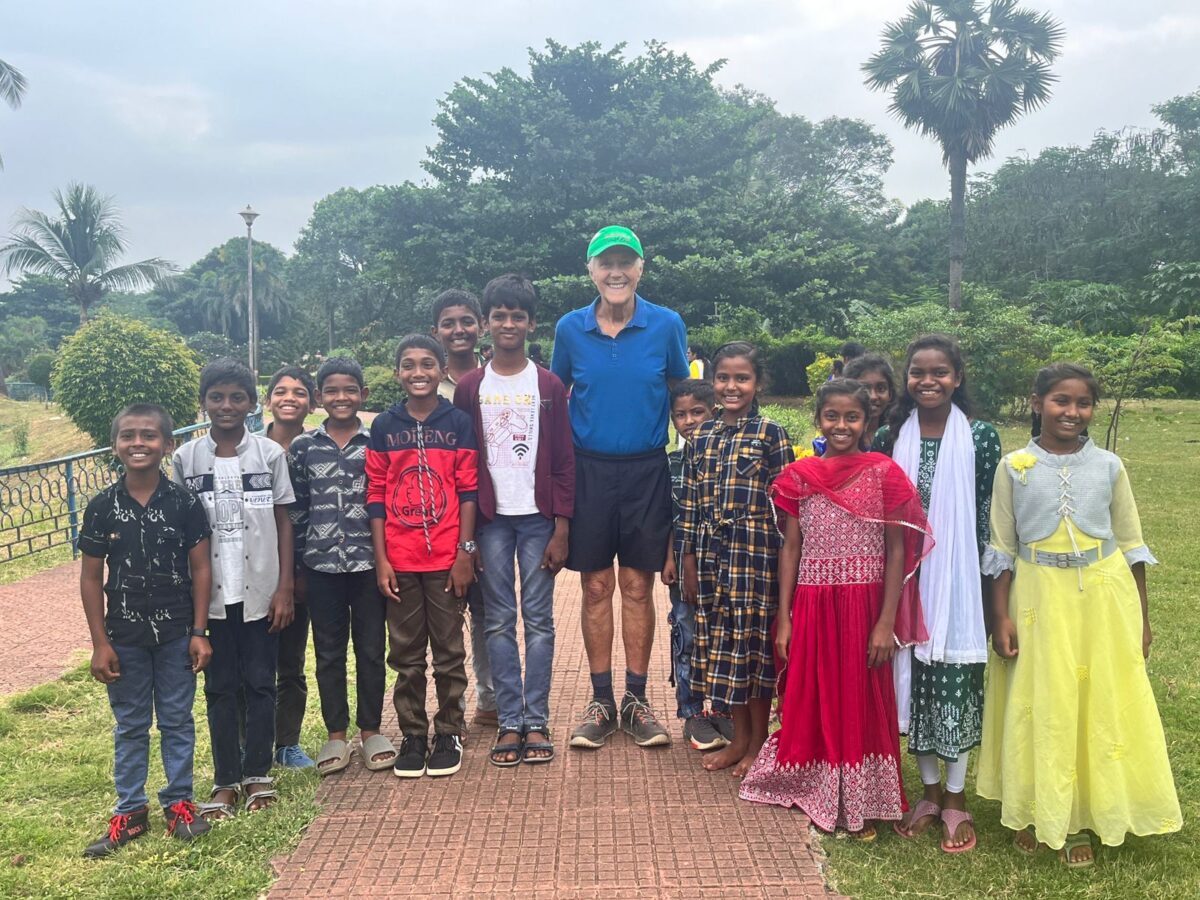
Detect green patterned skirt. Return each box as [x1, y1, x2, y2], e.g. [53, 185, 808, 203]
[907, 660, 985, 761]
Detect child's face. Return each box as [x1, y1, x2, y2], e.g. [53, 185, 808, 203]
[319, 373, 366, 423]
[433, 304, 481, 357]
[396, 348, 443, 400]
[1032, 377, 1095, 445]
[714, 355, 758, 419]
[671, 393, 713, 442]
[486, 305, 534, 353]
[856, 369, 893, 421]
[113, 415, 169, 472]
[203, 381, 255, 434]
[906, 349, 961, 412]
[267, 376, 312, 425]
[817, 395, 867, 457]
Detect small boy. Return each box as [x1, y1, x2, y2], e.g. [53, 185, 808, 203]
[172, 357, 295, 817]
[80, 404, 213, 857]
[265, 365, 318, 769]
[289, 357, 394, 776]
[367, 335, 478, 778]
[660, 379, 731, 750]
[453, 274, 574, 766]
[430, 288, 497, 727]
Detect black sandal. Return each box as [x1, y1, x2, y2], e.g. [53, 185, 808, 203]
[522, 727, 555, 764]
[489, 728, 524, 768]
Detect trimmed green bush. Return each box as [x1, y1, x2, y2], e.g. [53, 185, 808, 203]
[24, 352, 56, 390]
[52, 314, 200, 448]
[362, 365, 405, 412]
[806, 353, 835, 394]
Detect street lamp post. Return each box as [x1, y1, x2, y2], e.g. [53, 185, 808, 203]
[239, 205, 259, 380]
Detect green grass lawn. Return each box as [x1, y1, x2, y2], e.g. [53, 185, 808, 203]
[0, 398, 92, 467]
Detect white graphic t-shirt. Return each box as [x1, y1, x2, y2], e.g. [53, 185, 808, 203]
[479, 361, 540, 515]
[212, 455, 246, 605]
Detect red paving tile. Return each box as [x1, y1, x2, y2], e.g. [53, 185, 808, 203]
[0, 560, 90, 695]
[269, 575, 844, 899]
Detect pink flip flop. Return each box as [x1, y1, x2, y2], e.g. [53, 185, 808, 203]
[893, 799, 941, 838]
[940, 808, 977, 853]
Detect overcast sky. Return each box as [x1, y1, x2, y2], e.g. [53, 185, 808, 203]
[2, 1, 1197, 271]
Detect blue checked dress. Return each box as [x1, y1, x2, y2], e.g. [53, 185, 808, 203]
[680, 405, 793, 707]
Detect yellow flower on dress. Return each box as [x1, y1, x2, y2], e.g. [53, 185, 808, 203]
[1009, 451, 1037, 484]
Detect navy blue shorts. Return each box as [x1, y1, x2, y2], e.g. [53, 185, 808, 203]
[566, 448, 672, 573]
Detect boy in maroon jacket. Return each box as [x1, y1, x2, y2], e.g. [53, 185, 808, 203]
[454, 274, 574, 766]
[367, 334, 479, 778]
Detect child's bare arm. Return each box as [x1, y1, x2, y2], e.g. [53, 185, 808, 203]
[661, 527, 677, 585]
[775, 513, 802, 665]
[869, 524, 905, 668]
[81, 556, 120, 683]
[188, 538, 212, 672]
[991, 571, 1017, 658]
[267, 505, 295, 633]
[371, 518, 400, 600]
[448, 500, 477, 597]
[1132, 562, 1151, 658]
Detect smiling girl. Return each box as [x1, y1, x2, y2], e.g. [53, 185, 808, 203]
[874, 333, 1001, 853]
[977, 363, 1180, 867]
[680, 342, 793, 775]
[739, 380, 932, 838]
[843, 354, 897, 450]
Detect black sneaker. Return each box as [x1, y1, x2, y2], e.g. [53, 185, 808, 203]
[83, 807, 150, 859]
[711, 710, 735, 743]
[426, 734, 463, 777]
[619, 692, 671, 747]
[568, 699, 619, 749]
[393, 733, 429, 778]
[683, 713, 729, 751]
[164, 799, 211, 841]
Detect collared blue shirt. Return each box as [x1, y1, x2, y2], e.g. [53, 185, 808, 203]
[551, 294, 688, 456]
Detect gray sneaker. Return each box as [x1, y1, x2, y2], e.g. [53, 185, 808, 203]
[711, 710, 735, 743]
[620, 693, 671, 747]
[569, 700, 619, 749]
[683, 713, 729, 751]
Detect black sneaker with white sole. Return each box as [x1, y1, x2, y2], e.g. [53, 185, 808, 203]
[568, 699, 619, 749]
[426, 734, 463, 776]
[619, 692, 671, 747]
[392, 733, 429, 778]
[683, 713, 729, 751]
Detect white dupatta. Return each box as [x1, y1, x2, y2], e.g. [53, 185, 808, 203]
[891, 405, 988, 732]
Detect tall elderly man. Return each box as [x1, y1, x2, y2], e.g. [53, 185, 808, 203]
[551, 226, 689, 750]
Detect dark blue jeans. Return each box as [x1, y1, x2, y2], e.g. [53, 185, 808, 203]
[205, 603, 278, 787]
[107, 635, 196, 814]
[478, 514, 556, 734]
[668, 583, 729, 719]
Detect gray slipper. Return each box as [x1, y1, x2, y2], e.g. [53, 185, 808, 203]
[316, 739, 352, 776]
[361, 734, 397, 771]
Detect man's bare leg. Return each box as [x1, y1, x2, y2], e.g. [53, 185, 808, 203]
[580, 568, 616, 674]
[618, 566, 655, 675]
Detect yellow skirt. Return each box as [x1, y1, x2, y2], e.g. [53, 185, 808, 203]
[977, 521, 1182, 849]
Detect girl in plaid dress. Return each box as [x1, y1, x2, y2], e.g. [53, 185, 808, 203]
[680, 342, 793, 775]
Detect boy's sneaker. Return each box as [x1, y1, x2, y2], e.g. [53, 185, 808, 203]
[426, 734, 463, 777]
[274, 744, 315, 769]
[568, 699, 619, 749]
[393, 733, 429, 778]
[164, 799, 211, 841]
[683, 713, 729, 751]
[711, 710, 735, 742]
[619, 692, 671, 747]
[83, 807, 150, 859]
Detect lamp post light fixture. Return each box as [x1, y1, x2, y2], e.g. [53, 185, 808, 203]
[239, 205, 259, 380]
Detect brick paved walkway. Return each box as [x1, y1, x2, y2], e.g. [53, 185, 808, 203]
[269, 575, 840, 899]
[0, 560, 89, 694]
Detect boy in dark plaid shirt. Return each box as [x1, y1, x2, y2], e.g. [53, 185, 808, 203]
[79, 404, 213, 858]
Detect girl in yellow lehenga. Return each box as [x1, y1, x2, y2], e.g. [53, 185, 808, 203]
[978, 363, 1181, 867]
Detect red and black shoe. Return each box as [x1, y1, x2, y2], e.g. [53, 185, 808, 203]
[165, 799, 211, 841]
[83, 807, 150, 859]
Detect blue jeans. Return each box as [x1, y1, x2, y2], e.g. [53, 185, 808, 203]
[668, 583, 704, 720]
[205, 603, 278, 786]
[478, 514, 556, 733]
[465, 581, 495, 712]
[107, 636, 196, 814]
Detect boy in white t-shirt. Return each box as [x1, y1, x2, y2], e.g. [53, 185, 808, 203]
[453, 274, 575, 766]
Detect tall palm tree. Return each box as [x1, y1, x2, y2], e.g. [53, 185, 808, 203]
[863, 0, 1063, 308]
[0, 183, 176, 323]
[0, 57, 29, 169]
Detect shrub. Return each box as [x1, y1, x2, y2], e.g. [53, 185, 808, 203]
[688, 321, 838, 395]
[805, 354, 835, 394]
[185, 331, 241, 365]
[362, 365, 405, 412]
[24, 352, 56, 390]
[52, 314, 200, 448]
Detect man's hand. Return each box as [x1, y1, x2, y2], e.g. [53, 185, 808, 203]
[91, 642, 121, 684]
[267, 589, 295, 633]
[189, 636, 212, 673]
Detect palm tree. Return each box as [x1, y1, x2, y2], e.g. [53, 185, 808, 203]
[863, 0, 1063, 309]
[0, 57, 29, 169]
[0, 183, 176, 323]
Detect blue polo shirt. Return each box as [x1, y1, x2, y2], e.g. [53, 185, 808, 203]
[551, 295, 689, 456]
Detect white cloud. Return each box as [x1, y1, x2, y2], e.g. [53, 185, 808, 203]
[1068, 12, 1200, 55]
[59, 63, 213, 145]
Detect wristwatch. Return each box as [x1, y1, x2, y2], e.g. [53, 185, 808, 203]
[189, 626, 209, 638]
[458, 541, 478, 555]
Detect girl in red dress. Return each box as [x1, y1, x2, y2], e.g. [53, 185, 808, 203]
[739, 380, 932, 838]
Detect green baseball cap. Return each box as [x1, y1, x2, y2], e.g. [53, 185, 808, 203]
[586, 225, 644, 260]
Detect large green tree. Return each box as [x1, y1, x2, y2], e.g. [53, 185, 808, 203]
[0, 57, 28, 169]
[0, 183, 176, 323]
[863, 0, 1063, 308]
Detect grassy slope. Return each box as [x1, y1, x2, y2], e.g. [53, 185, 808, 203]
[0, 399, 91, 467]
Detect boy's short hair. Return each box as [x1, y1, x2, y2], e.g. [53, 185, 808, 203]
[430, 289, 483, 325]
[315, 357, 365, 390]
[481, 273, 538, 319]
[266, 365, 317, 401]
[840, 341, 867, 361]
[670, 378, 716, 408]
[395, 334, 447, 369]
[200, 357, 257, 402]
[110, 403, 175, 446]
